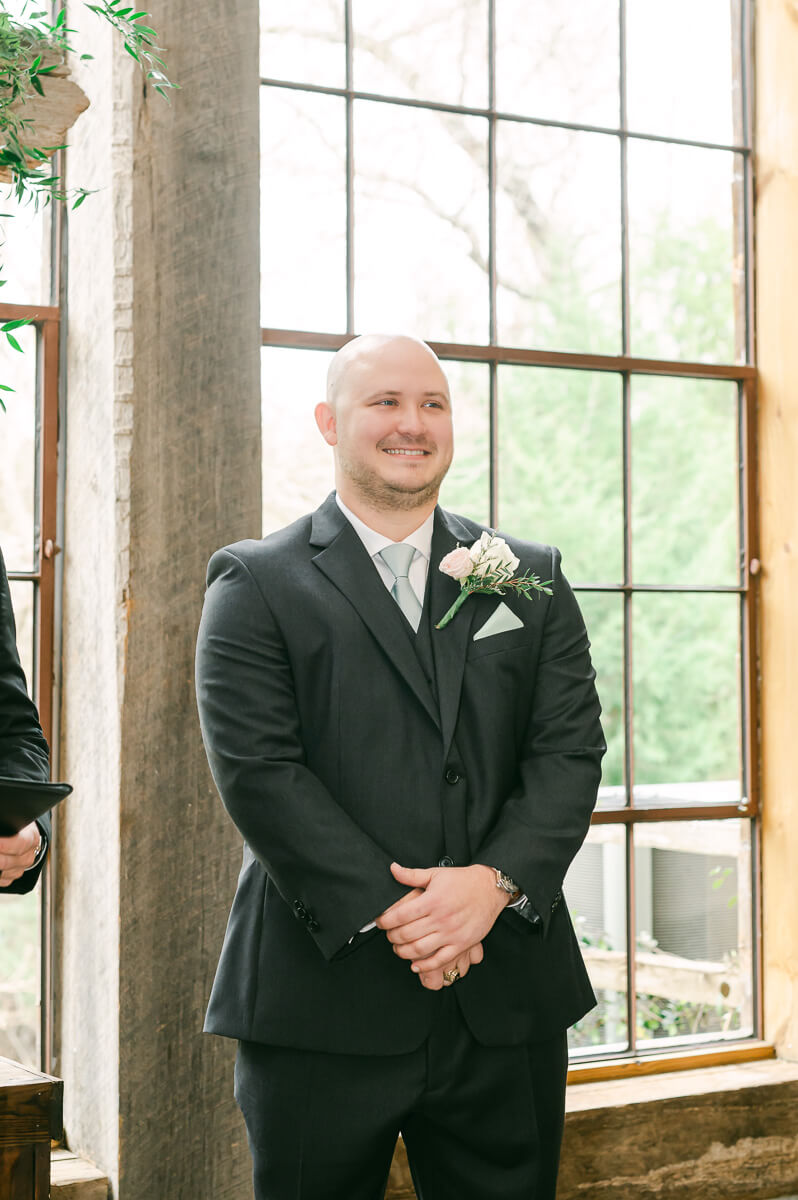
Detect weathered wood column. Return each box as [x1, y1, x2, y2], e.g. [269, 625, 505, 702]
[57, 1, 260, 1194]
[756, 0, 798, 1061]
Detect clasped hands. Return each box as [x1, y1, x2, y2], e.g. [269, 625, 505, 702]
[375, 862, 510, 991]
[0, 821, 41, 888]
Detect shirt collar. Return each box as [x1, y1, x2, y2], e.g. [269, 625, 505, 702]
[335, 493, 434, 562]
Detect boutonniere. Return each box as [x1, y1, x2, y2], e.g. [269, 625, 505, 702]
[436, 531, 553, 630]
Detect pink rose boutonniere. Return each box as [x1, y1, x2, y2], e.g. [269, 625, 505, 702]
[436, 531, 553, 630]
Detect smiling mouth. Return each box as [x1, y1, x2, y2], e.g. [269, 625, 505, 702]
[382, 448, 430, 456]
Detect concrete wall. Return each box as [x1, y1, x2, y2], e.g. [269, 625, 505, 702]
[57, 1, 260, 1195]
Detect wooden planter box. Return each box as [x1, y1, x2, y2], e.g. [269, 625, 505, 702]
[0, 1055, 63, 1200]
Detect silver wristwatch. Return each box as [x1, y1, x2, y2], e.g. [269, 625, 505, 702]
[493, 868, 521, 900]
[28, 828, 47, 871]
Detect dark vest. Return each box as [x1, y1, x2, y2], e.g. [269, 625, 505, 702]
[401, 572, 472, 867]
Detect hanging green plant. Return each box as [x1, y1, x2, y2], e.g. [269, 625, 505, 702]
[0, 1, 178, 406]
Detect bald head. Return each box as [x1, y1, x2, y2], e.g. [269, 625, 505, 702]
[315, 332, 454, 521]
[326, 334, 448, 412]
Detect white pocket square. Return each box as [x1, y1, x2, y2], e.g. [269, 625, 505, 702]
[473, 601, 524, 642]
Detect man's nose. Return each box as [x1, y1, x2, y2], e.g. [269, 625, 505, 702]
[395, 404, 426, 436]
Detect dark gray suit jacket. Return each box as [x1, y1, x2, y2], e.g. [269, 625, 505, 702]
[0, 546, 51, 893]
[195, 495, 605, 1053]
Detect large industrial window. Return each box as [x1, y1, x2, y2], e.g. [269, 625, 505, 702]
[258, 1, 759, 1073]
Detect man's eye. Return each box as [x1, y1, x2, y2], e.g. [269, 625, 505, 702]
[423, 400, 443, 409]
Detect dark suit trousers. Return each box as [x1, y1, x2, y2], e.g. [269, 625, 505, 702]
[234, 991, 568, 1200]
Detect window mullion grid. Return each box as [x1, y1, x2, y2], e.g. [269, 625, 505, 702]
[489, 362, 498, 527]
[739, 0, 754, 365]
[488, 0, 497, 348]
[618, 0, 639, 1055]
[741, 374, 762, 1038]
[36, 316, 59, 1074]
[626, 823, 637, 1054]
[740, 378, 759, 818]
[488, 0, 498, 526]
[258, 0, 757, 1065]
[344, 0, 355, 334]
[258, 77, 749, 155]
[736, 381, 747, 797]
[622, 366, 638, 1053]
[619, 0, 630, 357]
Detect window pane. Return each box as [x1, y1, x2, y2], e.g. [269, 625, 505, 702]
[0, 324, 38, 572]
[628, 143, 745, 363]
[352, 0, 488, 108]
[261, 88, 346, 332]
[262, 347, 335, 535]
[354, 100, 489, 342]
[567, 824, 628, 1057]
[577, 591, 625, 800]
[496, 124, 621, 353]
[0, 887, 41, 1069]
[7, 581, 35, 697]
[260, 0, 345, 88]
[626, 0, 741, 145]
[632, 593, 741, 802]
[438, 361, 490, 527]
[635, 819, 754, 1048]
[0, 192, 50, 306]
[497, 366, 623, 584]
[495, 0, 620, 128]
[631, 377, 739, 586]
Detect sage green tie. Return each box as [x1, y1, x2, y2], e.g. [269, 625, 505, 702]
[379, 543, 423, 632]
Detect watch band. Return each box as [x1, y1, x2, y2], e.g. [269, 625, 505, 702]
[493, 868, 521, 900]
[28, 828, 47, 871]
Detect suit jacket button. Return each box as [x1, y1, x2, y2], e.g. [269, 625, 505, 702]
[307, 918, 320, 932]
[293, 900, 306, 920]
[444, 768, 460, 785]
[438, 856, 454, 867]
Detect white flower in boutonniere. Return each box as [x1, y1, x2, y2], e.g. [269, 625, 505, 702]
[436, 532, 553, 629]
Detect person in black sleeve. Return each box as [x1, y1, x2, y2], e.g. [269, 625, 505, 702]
[0, 545, 51, 891]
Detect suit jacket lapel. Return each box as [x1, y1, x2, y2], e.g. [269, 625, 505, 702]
[310, 494, 441, 731]
[429, 507, 479, 759]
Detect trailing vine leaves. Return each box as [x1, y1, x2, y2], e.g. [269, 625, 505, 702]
[0, 1, 178, 404]
[82, 0, 178, 102]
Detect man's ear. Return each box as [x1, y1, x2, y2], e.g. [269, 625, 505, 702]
[314, 401, 338, 446]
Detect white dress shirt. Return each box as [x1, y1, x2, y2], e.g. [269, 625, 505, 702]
[335, 494, 433, 608]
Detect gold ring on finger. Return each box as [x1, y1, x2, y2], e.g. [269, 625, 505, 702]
[443, 967, 460, 985]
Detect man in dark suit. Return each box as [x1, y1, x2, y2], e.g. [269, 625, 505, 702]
[195, 334, 605, 1199]
[0, 545, 51, 891]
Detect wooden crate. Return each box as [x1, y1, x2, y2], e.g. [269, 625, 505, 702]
[0, 1056, 63, 1200]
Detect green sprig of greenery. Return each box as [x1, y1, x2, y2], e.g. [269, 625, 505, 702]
[83, 0, 179, 102]
[436, 554, 552, 630]
[465, 564, 554, 602]
[0, 1, 177, 388]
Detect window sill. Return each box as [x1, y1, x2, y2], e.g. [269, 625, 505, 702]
[51, 1149, 108, 1199]
[559, 1056, 798, 1199]
[567, 1038, 775, 1085]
